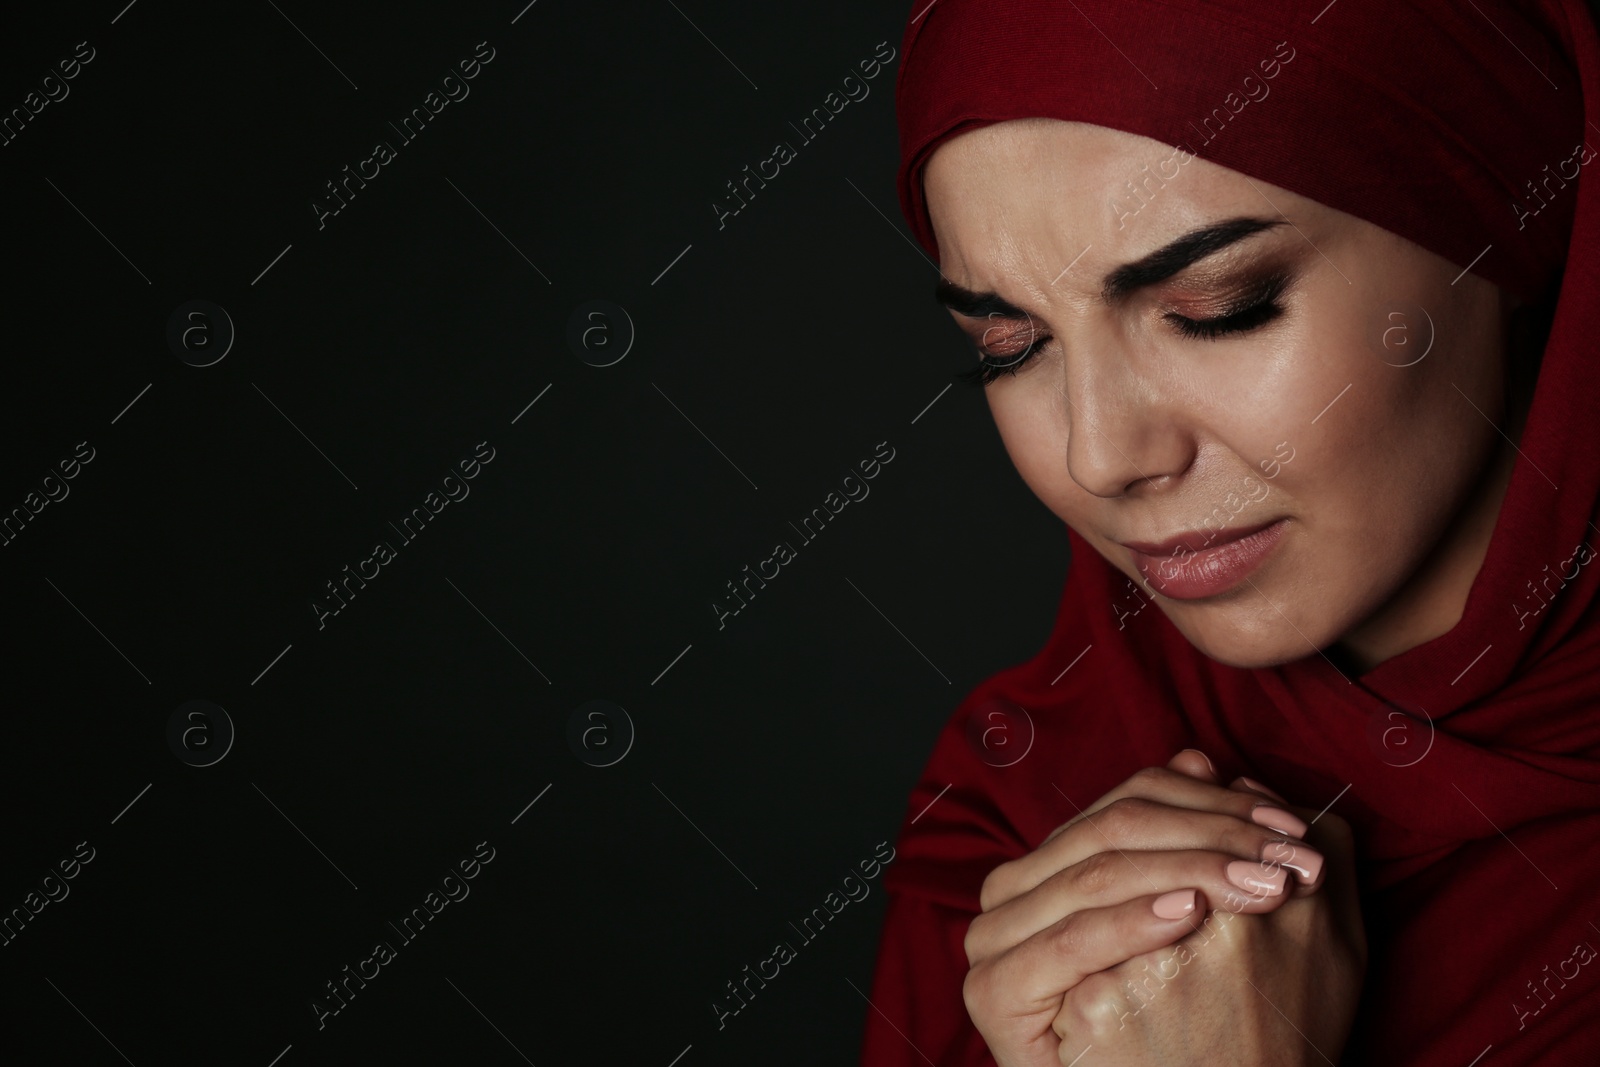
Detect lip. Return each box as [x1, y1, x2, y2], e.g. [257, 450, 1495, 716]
[1122, 518, 1289, 601]
[1120, 517, 1281, 557]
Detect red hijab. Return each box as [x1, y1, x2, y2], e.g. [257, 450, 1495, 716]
[864, 1, 1600, 1064]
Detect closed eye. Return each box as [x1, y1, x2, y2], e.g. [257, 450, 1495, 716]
[957, 330, 1052, 387]
[1165, 296, 1285, 340]
[957, 267, 1294, 387]
[1164, 268, 1292, 341]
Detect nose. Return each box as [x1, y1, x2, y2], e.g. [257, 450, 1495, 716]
[1059, 349, 1195, 498]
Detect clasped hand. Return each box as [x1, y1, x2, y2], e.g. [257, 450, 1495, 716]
[962, 751, 1366, 1066]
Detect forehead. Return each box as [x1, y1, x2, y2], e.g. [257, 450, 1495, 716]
[922, 119, 1280, 288]
[924, 117, 1169, 186]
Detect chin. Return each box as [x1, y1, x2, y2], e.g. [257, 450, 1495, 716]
[1163, 607, 1332, 670]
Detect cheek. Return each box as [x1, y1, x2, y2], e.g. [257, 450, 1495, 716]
[1220, 292, 1414, 504]
[1264, 323, 1497, 565]
[1230, 306, 1365, 437]
[987, 384, 1080, 520]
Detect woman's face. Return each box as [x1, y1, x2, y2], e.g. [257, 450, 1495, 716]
[923, 118, 1517, 670]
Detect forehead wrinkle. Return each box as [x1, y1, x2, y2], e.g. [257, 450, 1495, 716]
[984, 213, 1084, 326]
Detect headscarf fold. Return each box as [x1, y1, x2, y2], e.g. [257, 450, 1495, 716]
[864, 2, 1600, 1063]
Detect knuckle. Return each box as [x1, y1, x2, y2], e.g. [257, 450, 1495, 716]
[1058, 972, 1131, 1044]
[1072, 850, 1122, 899]
[979, 861, 1016, 912]
[1047, 911, 1091, 962]
[1095, 796, 1149, 841]
[1125, 765, 1167, 792]
[963, 913, 990, 967]
[962, 961, 1003, 1022]
[1231, 792, 1273, 822]
[1241, 825, 1289, 862]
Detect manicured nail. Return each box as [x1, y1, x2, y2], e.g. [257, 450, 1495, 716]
[1250, 805, 1308, 838]
[1226, 860, 1287, 896]
[1152, 889, 1197, 919]
[1184, 749, 1218, 778]
[1239, 776, 1286, 802]
[1262, 840, 1324, 885]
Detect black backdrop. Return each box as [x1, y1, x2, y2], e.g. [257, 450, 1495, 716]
[0, 2, 1071, 1063]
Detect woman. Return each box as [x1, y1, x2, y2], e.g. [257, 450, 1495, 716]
[862, 1, 1600, 1064]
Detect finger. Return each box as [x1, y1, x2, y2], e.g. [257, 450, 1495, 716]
[1228, 787, 1346, 899]
[967, 848, 1304, 966]
[968, 890, 1208, 1020]
[1240, 799, 1337, 899]
[1307, 811, 1366, 954]
[1229, 774, 1288, 803]
[1058, 766, 1306, 837]
[986, 794, 1315, 910]
[1166, 748, 1219, 784]
[1033, 763, 1291, 851]
[1266, 836, 1327, 898]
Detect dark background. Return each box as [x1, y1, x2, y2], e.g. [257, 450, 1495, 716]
[0, 1, 1070, 1063]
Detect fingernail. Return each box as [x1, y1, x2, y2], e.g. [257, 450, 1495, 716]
[1250, 805, 1308, 838]
[1152, 889, 1197, 919]
[1226, 860, 1287, 896]
[1262, 840, 1324, 885]
[1185, 749, 1218, 778]
[1239, 776, 1286, 802]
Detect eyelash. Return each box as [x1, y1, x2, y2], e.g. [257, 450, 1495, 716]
[957, 333, 1052, 387]
[957, 276, 1290, 387]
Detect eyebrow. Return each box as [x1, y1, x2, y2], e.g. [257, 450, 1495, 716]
[933, 216, 1288, 320]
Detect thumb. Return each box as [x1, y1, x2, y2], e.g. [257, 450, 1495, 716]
[1166, 748, 1219, 784]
